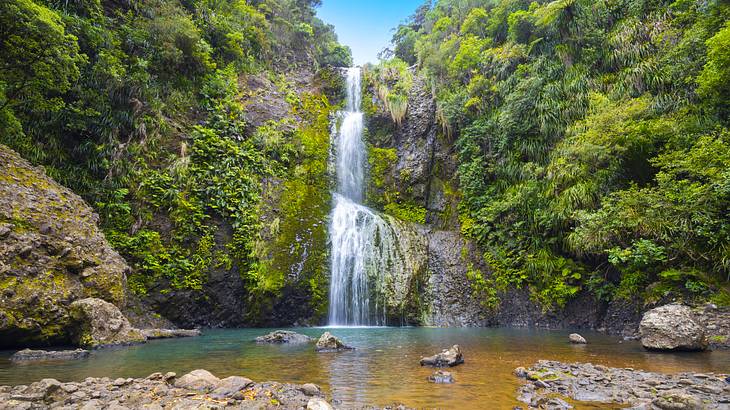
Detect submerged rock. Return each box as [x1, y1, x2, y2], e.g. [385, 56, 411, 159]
[639, 304, 708, 351]
[569, 333, 587, 344]
[69, 298, 146, 348]
[256, 330, 313, 344]
[420, 345, 464, 367]
[141, 328, 201, 339]
[315, 332, 354, 352]
[427, 370, 454, 384]
[10, 348, 89, 361]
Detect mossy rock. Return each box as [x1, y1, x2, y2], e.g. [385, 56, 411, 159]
[0, 145, 129, 348]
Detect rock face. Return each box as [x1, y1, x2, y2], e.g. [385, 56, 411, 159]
[420, 345, 464, 367]
[315, 332, 354, 352]
[639, 304, 708, 351]
[0, 144, 131, 349]
[10, 348, 89, 361]
[569, 333, 587, 344]
[69, 298, 146, 348]
[0, 370, 329, 409]
[255, 330, 313, 344]
[515, 360, 729, 409]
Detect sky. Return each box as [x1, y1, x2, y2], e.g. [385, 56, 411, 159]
[316, 0, 425, 66]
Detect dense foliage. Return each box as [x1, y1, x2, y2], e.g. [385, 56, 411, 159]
[385, 0, 730, 308]
[0, 0, 350, 317]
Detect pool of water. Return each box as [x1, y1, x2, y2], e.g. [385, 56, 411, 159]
[1, 327, 728, 409]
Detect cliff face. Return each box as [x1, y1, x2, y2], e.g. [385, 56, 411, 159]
[0, 144, 129, 348]
[363, 72, 642, 335]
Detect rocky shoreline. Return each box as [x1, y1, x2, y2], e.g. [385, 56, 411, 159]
[515, 360, 730, 409]
[0, 369, 334, 410]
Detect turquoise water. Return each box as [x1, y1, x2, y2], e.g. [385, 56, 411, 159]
[1, 327, 728, 408]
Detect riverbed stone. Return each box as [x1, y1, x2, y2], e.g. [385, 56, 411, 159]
[515, 360, 729, 409]
[639, 304, 708, 351]
[256, 330, 313, 344]
[427, 370, 454, 384]
[210, 376, 253, 399]
[419, 345, 464, 367]
[174, 369, 220, 392]
[315, 332, 354, 352]
[307, 397, 334, 410]
[568, 333, 587, 344]
[10, 348, 90, 361]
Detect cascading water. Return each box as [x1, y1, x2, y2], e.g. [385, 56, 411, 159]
[328, 68, 407, 326]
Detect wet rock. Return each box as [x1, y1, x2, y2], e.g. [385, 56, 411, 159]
[419, 345, 464, 367]
[10, 348, 89, 361]
[315, 332, 354, 352]
[639, 304, 708, 351]
[210, 376, 253, 399]
[569, 333, 587, 344]
[140, 328, 201, 339]
[307, 397, 334, 410]
[427, 370, 454, 384]
[515, 360, 729, 409]
[174, 369, 220, 392]
[69, 298, 146, 348]
[256, 330, 313, 344]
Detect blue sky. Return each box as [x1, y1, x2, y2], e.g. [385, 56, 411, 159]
[316, 0, 425, 65]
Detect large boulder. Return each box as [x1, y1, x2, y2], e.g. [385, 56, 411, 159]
[569, 333, 587, 344]
[255, 330, 313, 344]
[69, 298, 146, 348]
[174, 369, 220, 392]
[315, 332, 354, 352]
[420, 345, 464, 367]
[0, 144, 129, 348]
[639, 304, 708, 351]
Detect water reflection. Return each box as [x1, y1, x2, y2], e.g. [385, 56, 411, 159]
[1, 327, 728, 409]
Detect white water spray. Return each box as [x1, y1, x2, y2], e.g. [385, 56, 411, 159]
[327, 68, 407, 326]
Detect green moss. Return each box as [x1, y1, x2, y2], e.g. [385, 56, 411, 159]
[383, 201, 427, 224]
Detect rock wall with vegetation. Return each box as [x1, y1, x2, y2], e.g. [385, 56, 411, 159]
[369, 0, 730, 331]
[0, 0, 350, 330]
[0, 145, 129, 348]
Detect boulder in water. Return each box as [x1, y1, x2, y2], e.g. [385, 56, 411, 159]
[255, 330, 313, 344]
[420, 345, 464, 367]
[174, 369, 220, 392]
[69, 298, 146, 348]
[315, 332, 354, 352]
[639, 304, 708, 351]
[569, 333, 587, 344]
[10, 348, 89, 361]
[427, 370, 455, 384]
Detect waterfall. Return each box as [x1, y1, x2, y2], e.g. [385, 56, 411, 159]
[328, 68, 407, 326]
